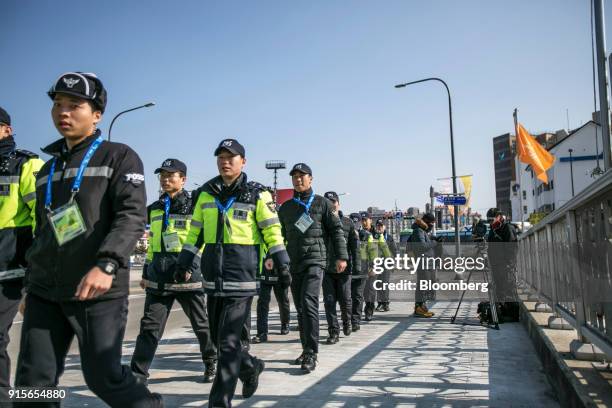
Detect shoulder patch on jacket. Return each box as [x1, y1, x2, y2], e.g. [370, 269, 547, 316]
[266, 201, 277, 213]
[124, 173, 145, 185]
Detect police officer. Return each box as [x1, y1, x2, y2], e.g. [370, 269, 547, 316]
[322, 191, 359, 345]
[15, 72, 162, 406]
[0, 106, 43, 395]
[349, 213, 372, 331]
[362, 215, 385, 321]
[252, 252, 291, 343]
[176, 139, 290, 407]
[278, 164, 348, 373]
[130, 158, 217, 384]
[374, 219, 396, 313]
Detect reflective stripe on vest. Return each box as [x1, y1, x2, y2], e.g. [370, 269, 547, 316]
[143, 279, 203, 291]
[203, 280, 259, 290]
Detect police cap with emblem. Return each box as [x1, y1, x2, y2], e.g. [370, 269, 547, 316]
[324, 191, 339, 202]
[214, 139, 245, 157]
[48, 72, 107, 113]
[289, 163, 312, 176]
[376, 219, 384, 226]
[0, 107, 10, 126]
[349, 212, 362, 222]
[360, 211, 371, 220]
[154, 158, 187, 176]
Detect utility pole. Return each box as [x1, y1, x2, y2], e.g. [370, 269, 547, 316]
[594, 0, 611, 170]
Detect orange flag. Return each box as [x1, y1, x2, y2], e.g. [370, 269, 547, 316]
[516, 123, 555, 183]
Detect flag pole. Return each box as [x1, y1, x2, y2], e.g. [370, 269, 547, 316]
[513, 108, 525, 232]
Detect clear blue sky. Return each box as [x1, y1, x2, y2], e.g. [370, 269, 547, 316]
[3, 0, 610, 214]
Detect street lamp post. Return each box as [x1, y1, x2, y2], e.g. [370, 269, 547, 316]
[395, 78, 460, 256]
[108, 102, 156, 141]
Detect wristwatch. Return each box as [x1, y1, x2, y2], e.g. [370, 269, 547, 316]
[98, 261, 117, 276]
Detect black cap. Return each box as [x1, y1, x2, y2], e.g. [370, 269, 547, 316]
[360, 211, 371, 220]
[214, 139, 245, 157]
[486, 208, 501, 219]
[324, 191, 339, 202]
[349, 212, 361, 222]
[290, 163, 312, 176]
[48, 72, 107, 113]
[155, 158, 187, 176]
[0, 107, 10, 126]
[376, 219, 384, 226]
[422, 213, 436, 223]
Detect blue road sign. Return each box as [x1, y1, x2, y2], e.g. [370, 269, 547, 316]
[442, 196, 467, 206]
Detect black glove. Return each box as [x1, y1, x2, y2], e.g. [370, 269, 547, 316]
[279, 264, 291, 287]
[173, 267, 191, 283]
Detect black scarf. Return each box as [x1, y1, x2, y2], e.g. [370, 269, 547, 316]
[0, 136, 16, 157]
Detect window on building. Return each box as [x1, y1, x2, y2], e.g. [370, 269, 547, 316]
[550, 180, 554, 190]
[522, 190, 527, 200]
[532, 189, 535, 196]
[523, 206, 528, 214]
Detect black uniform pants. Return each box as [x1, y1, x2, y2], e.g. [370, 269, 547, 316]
[322, 272, 351, 334]
[15, 293, 160, 408]
[256, 282, 290, 336]
[377, 269, 391, 303]
[131, 290, 216, 377]
[0, 280, 22, 390]
[350, 277, 366, 325]
[207, 296, 257, 408]
[290, 265, 323, 355]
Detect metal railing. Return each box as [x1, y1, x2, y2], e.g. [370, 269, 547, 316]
[517, 170, 612, 359]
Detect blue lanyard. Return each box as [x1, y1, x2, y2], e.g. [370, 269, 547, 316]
[293, 192, 315, 214]
[45, 136, 103, 209]
[215, 196, 236, 214]
[163, 195, 171, 229]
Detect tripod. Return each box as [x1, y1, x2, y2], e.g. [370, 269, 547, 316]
[450, 239, 500, 330]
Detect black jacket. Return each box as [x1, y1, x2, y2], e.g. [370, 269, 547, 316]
[408, 220, 437, 258]
[278, 190, 348, 273]
[487, 220, 518, 271]
[144, 190, 203, 295]
[325, 211, 360, 275]
[26, 131, 147, 301]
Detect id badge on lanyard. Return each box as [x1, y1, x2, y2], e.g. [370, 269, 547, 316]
[293, 192, 315, 234]
[161, 195, 182, 251]
[163, 232, 181, 251]
[48, 200, 87, 246]
[45, 136, 103, 246]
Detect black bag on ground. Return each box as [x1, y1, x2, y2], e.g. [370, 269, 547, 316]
[477, 301, 520, 324]
[477, 301, 495, 325]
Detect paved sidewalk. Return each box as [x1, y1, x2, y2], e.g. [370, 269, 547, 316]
[55, 300, 558, 407]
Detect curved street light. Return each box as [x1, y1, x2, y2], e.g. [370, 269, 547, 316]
[108, 102, 156, 141]
[395, 77, 460, 256]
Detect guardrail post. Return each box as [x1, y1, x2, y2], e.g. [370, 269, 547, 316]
[546, 223, 572, 329]
[533, 231, 552, 312]
[567, 211, 587, 343]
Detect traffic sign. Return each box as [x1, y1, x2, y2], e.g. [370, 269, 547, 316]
[441, 196, 467, 206]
